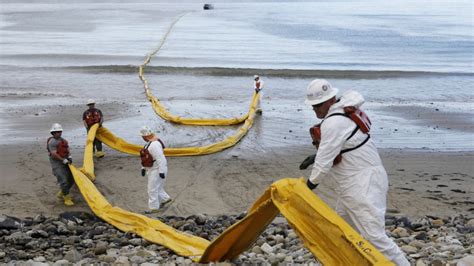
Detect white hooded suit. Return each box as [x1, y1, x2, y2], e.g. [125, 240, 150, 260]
[144, 140, 171, 210]
[309, 91, 409, 265]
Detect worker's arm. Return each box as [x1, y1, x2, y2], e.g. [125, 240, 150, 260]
[99, 109, 104, 125]
[82, 111, 88, 129]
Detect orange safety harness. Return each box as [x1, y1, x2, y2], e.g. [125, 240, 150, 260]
[84, 109, 102, 127]
[255, 81, 261, 89]
[47, 137, 70, 158]
[310, 107, 371, 165]
[140, 139, 165, 167]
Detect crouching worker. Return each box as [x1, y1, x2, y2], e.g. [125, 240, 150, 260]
[303, 79, 409, 265]
[47, 123, 74, 206]
[139, 126, 172, 214]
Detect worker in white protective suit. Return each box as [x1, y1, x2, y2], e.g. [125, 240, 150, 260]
[303, 79, 410, 265]
[139, 126, 172, 214]
[253, 75, 264, 114]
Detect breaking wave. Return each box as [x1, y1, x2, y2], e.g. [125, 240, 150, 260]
[2, 64, 473, 79]
[60, 65, 474, 79]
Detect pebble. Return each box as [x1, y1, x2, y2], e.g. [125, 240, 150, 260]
[392, 227, 410, 238]
[457, 255, 474, 266]
[401, 245, 418, 254]
[52, 259, 70, 266]
[94, 241, 108, 255]
[431, 219, 445, 227]
[0, 212, 471, 265]
[115, 256, 129, 264]
[63, 249, 82, 263]
[33, 256, 46, 262]
[260, 243, 274, 254]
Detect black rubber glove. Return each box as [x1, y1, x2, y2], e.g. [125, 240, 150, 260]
[307, 179, 319, 190]
[299, 154, 316, 170]
[159, 173, 165, 179]
[67, 156, 73, 164]
[255, 88, 261, 93]
[141, 168, 146, 177]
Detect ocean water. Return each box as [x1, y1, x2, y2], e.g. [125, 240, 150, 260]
[0, 0, 473, 150]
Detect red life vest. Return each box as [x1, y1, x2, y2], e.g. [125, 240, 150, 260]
[343, 106, 371, 133]
[140, 139, 165, 167]
[255, 81, 261, 89]
[309, 107, 371, 165]
[84, 109, 101, 127]
[47, 137, 70, 158]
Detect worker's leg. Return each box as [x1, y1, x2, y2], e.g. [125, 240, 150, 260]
[340, 167, 409, 265]
[157, 172, 171, 203]
[147, 168, 161, 210]
[53, 166, 73, 195]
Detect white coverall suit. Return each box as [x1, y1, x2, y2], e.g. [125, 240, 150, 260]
[254, 79, 264, 111]
[309, 91, 409, 265]
[144, 140, 171, 210]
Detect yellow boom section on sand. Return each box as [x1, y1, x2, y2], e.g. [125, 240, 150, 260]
[73, 126, 393, 265]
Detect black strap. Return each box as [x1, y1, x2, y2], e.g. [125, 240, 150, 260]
[158, 139, 165, 149]
[346, 125, 360, 141]
[144, 141, 159, 163]
[321, 112, 370, 160]
[326, 113, 347, 119]
[144, 141, 152, 150]
[341, 134, 371, 154]
[325, 113, 359, 141]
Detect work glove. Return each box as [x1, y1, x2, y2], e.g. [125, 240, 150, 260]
[306, 179, 319, 190]
[67, 156, 72, 164]
[141, 168, 146, 177]
[299, 154, 316, 170]
[62, 158, 69, 165]
[159, 173, 165, 179]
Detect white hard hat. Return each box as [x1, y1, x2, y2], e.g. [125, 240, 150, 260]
[87, 99, 95, 105]
[50, 123, 63, 132]
[305, 79, 339, 106]
[254, 75, 260, 79]
[140, 126, 153, 137]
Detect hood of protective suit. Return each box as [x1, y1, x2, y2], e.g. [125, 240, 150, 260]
[340, 90, 365, 108]
[329, 90, 365, 112]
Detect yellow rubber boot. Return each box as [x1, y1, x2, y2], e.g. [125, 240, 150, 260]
[95, 151, 105, 158]
[63, 194, 74, 206]
[56, 190, 64, 199]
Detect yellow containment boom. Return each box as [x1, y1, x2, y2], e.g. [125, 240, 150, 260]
[94, 92, 259, 157]
[71, 164, 209, 258]
[200, 178, 393, 265]
[142, 85, 251, 125]
[138, 13, 254, 125]
[74, 127, 393, 265]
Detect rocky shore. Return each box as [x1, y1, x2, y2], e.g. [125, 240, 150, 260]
[0, 212, 473, 265]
